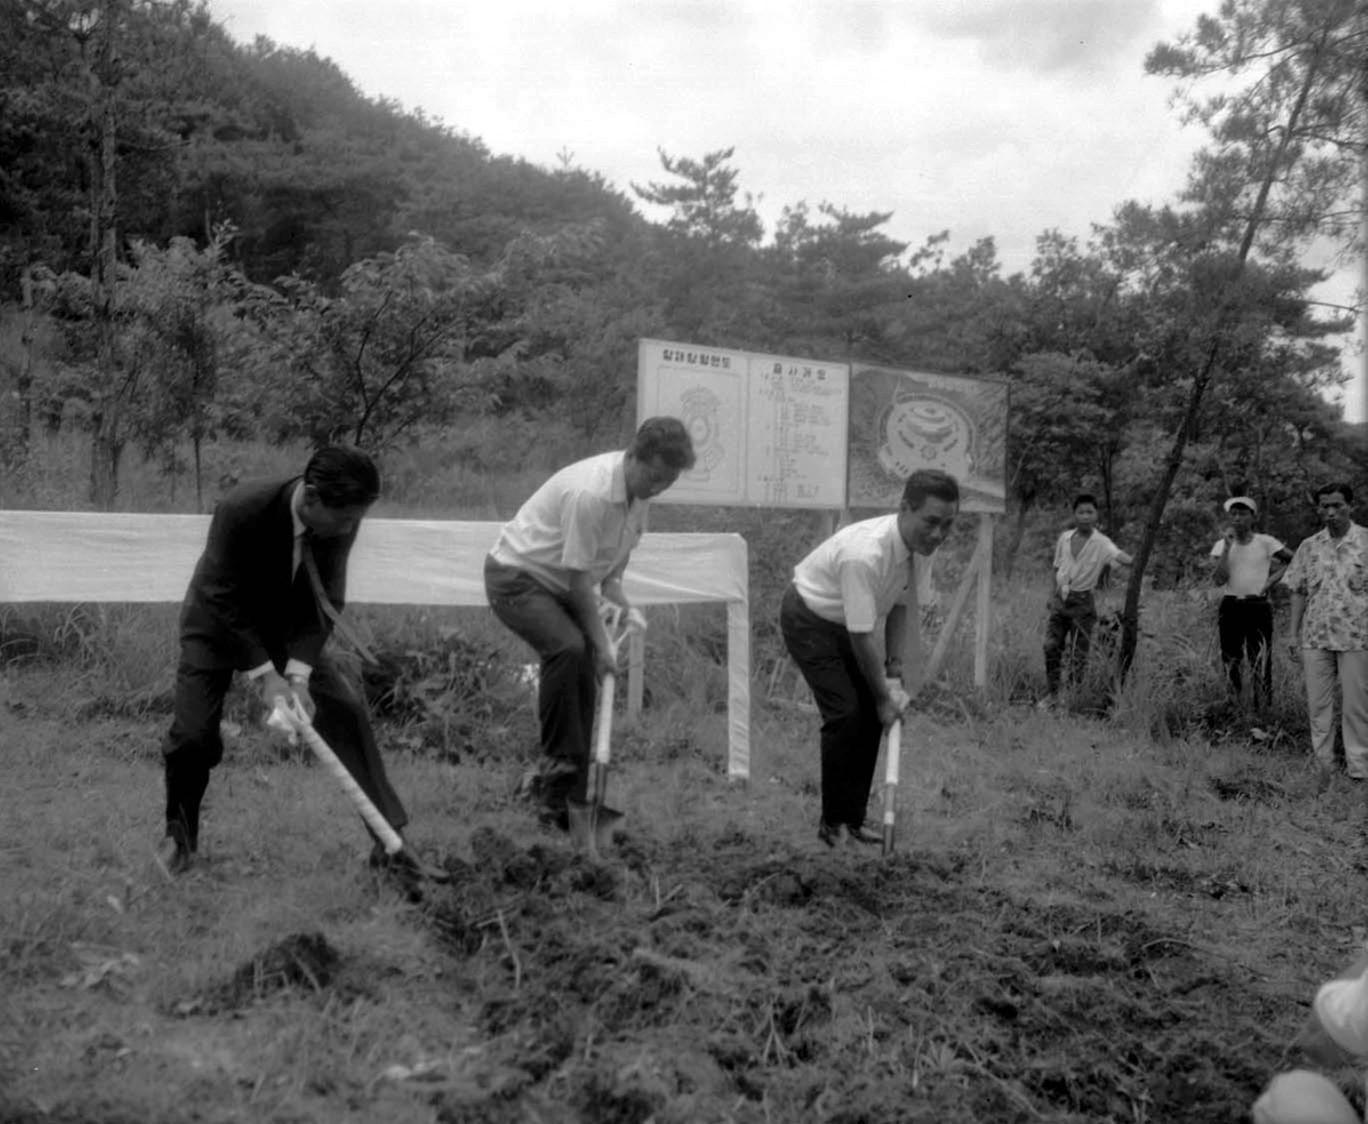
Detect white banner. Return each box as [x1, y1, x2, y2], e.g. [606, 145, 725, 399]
[0, 513, 752, 778]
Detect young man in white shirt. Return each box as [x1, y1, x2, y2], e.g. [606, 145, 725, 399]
[1209, 496, 1291, 707]
[1040, 493, 1132, 708]
[483, 418, 695, 828]
[780, 469, 960, 848]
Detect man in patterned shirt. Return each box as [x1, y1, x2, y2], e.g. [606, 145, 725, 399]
[1282, 483, 1368, 779]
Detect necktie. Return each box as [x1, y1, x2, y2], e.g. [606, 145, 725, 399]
[902, 556, 924, 696]
[300, 537, 377, 663]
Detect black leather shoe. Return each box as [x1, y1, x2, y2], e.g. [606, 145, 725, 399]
[817, 821, 850, 848]
[153, 834, 192, 877]
[369, 848, 425, 902]
[536, 802, 570, 832]
[846, 822, 882, 846]
[369, 843, 450, 884]
[521, 760, 579, 802]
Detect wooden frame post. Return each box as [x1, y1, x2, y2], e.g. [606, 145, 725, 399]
[974, 515, 993, 688]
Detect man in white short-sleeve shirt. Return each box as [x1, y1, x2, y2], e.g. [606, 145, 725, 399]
[484, 417, 695, 828]
[1208, 496, 1291, 706]
[1040, 493, 1132, 707]
[780, 469, 960, 848]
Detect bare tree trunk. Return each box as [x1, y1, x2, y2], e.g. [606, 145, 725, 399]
[1099, 446, 1116, 530]
[87, 0, 122, 511]
[1117, 341, 1220, 675]
[1001, 496, 1033, 580]
[9, 268, 37, 470]
[1116, 35, 1325, 679]
[89, 401, 123, 509]
[1361, 55, 1368, 425]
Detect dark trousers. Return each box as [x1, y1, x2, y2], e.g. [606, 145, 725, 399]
[780, 585, 883, 829]
[1043, 590, 1097, 695]
[1218, 596, 1273, 703]
[162, 654, 407, 851]
[484, 556, 596, 805]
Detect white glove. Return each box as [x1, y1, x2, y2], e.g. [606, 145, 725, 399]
[266, 696, 304, 747]
[885, 680, 912, 713]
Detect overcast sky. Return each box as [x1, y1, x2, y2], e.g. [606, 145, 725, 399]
[207, 0, 1364, 422]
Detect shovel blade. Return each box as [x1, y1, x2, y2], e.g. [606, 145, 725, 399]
[566, 799, 625, 857]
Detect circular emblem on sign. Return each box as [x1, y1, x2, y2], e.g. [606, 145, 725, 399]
[680, 387, 725, 477]
[876, 395, 975, 481]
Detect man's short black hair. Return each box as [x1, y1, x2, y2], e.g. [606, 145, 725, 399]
[902, 469, 959, 512]
[1314, 481, 1354, 504]
[629, 417, 697, 471]
[304, 445, 381, 508]
[1073, 493, 1099, 511]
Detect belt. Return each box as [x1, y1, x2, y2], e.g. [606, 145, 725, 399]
[1223, 594, 1267, 602]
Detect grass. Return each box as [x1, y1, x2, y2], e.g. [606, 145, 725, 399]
[3, 575, 1365, 1123]
[2, 433, 1362, 1121]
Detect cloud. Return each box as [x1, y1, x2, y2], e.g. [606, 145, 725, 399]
[915, 0, 1164, 74]
[202, 0, 1362, 419]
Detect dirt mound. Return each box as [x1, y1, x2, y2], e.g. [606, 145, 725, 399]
[172, 931, 344, 1016]
[407, 828, 1283, 1123]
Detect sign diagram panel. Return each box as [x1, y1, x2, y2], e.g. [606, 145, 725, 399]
[847, 364, 1008, 514]
[638, 339, 849, 509]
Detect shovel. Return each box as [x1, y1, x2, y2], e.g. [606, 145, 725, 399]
[269, 696, 405, 857]
[566, 667, 626, 857]
[566, 606, 640, 857]
[880, 717, 902, 857]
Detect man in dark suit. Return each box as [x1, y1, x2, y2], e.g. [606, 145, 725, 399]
[156, 445, 419, 888]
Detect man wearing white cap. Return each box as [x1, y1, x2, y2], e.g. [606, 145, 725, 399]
[1209, 496, 1291, 707]
[1282, 482, 1368, 779]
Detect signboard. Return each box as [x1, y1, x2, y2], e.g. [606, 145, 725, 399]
[846, 364, 1008, 514]
[637, 339, 849, 509]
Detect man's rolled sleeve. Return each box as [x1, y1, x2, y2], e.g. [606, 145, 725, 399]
[559, 490, 608, 572]
[838, 560, 879, 634]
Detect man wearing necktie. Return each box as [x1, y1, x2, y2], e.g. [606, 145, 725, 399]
[155, 446, 414, 886]
[780, 469, 960, 847]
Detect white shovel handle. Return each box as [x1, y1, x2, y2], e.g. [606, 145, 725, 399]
[272, 698, 404, 855]
[594, 672, 616, 767]
[884, 718, 902, 798]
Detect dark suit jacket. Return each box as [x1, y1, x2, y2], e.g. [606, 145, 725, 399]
[178, 477, 355, 671]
